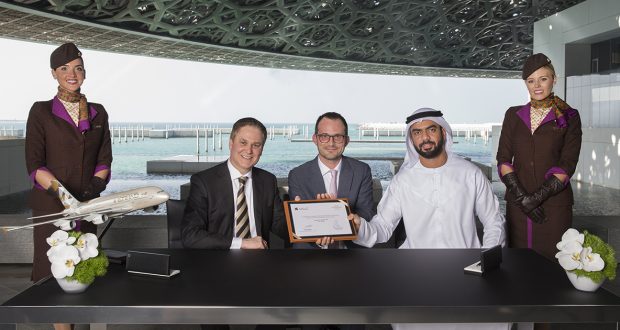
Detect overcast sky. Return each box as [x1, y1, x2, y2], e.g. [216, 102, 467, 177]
[1, 37, 529, 124]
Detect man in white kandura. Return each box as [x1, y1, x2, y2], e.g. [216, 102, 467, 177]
[350, 107, 508, 330]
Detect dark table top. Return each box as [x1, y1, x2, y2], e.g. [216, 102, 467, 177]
[1, 248, 619, 324]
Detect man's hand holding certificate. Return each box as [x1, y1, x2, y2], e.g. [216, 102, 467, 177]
[283, 197, 357, 244]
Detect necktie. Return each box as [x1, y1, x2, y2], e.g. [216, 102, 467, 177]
[329, 169, 338, 197]
[234, 176, 250, 239]
[328, 169, 342, 249]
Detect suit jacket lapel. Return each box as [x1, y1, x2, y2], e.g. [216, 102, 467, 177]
[338, 157, 353, 198]
[310, 156, 328, 196]
[251, 168, 263, 235]
[216, 163, 235, 229]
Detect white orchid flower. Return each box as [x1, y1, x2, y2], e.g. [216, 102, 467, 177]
[580, 246, 605, 272]
[556, 240, 583, 256]
[556, 228, 584, 250]
[49, 245, 80, 279]
[556, 251, 583, 271]
[555, 239, 584, 271]
[75, 233, 99, 260]
[46, 230, 77, 257]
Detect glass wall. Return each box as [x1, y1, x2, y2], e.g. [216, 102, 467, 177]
[591, 36, 620, 74]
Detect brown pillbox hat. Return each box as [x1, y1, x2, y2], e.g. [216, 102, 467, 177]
[522, 53, 551, 80]
[50, 42, 83, 70]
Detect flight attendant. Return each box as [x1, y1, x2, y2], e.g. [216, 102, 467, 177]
[25, 43, 112, 330]
[497, 53, 582, 261]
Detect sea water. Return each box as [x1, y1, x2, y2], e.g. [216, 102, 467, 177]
[1, 121, 493, 203]
[106, 123, 493, 203]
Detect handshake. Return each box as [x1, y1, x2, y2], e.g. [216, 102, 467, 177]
[501, 172, 565, 224]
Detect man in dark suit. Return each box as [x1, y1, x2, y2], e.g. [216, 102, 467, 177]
[181, 117, 287, 250]
[288, 112, 374, 251]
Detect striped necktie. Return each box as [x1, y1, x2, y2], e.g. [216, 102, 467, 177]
[234, 176, 250, 239]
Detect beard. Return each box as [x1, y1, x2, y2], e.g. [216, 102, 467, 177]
[413, 132, 445, 159]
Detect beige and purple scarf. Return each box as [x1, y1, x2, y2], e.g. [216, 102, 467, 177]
[56, 86, 91, 132]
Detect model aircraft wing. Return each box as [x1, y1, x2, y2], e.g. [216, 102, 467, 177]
[80, 206, 134, 218]
[106, 213, 127, 219]
[1, 216, 76, 232]
[27, 211, 68, 220]
[94, 206, 134, 214]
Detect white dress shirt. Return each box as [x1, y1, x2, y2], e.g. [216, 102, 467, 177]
[227, 160, 257, 249]
[317, 157, 342, 195]
[317, 158, 345, 249]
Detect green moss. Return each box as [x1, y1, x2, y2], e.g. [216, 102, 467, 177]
[66, 249, 108, 285]
[570, 230, 617, 282]
[65, 231, 109, 285]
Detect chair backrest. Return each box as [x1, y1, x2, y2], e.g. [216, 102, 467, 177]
[166, 199, 186, 249]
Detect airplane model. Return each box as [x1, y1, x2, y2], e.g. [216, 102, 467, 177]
[2, 180, 170, 232]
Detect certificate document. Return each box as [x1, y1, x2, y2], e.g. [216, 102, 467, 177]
[283, 199, 357, 243]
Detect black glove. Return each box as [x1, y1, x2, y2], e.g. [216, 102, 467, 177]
[520, 176, 565, 214]
[500, 172, 527, 203]
[46, 185, 58, 198]
[81, 176, 107, 201]
[527, 206, 547, 224]
[501, 172, 547, 223]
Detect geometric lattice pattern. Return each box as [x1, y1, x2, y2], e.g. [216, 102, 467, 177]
[0, 0, 584, 77]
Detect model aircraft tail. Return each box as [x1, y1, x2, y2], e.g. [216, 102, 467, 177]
[49, 180, 80, 210]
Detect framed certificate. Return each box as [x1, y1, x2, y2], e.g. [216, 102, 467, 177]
[283, 198, 357, 243]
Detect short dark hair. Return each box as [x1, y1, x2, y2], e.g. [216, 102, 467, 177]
[314, 112, 348, 136]
[230, 117, 267, 144]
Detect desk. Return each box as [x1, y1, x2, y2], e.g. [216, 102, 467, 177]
[1, 249, 619, 325]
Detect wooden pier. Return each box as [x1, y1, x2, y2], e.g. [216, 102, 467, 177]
[146, 154, 491, 180]
[146, 155, 228, 174]
[357, 123, 497, 143]
[0, 126, 24, 138]
[148, 126, 300, 139]
[291, 139, 406, 143]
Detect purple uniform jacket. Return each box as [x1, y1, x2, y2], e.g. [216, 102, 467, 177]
[25, 97, 113, 211]
[25, 97, 112, 281]
[496, 104, 582, 206]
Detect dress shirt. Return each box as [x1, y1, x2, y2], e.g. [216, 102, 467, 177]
[317, 158, 342, 195]
[227, 160, 257, 249]
[317, 158, 345, 249]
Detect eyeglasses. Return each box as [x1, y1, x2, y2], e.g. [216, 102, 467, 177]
[316, 134, 347, 143]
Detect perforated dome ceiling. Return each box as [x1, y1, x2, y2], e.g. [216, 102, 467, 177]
[0, 0, 585, 77]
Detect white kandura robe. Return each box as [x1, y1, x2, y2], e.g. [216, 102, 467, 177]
[355, 154, 505, 249]
[354, 154, 508, 330]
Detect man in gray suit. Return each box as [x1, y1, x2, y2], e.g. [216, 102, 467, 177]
[288, 112, 374, 250]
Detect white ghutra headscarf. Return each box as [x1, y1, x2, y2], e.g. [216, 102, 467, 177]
[402, 107, 454, 169]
